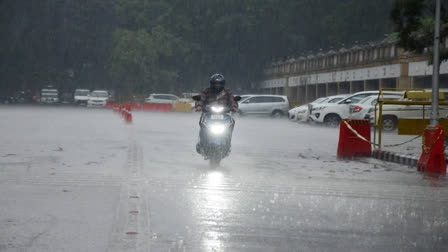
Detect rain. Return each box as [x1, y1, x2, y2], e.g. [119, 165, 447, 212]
[1, 0, 448, 251]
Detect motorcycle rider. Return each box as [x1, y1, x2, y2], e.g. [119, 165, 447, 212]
[195, 73, 239, 154]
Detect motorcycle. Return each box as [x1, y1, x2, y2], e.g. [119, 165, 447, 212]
[193, 95, 241, 167]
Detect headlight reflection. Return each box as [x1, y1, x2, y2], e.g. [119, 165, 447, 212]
[199, 171, 227, 251]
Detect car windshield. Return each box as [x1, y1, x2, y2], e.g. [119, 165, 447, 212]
[90, 91, 108, 97]
[312, 97, 328, 104]
[75, 90, 89, 96]
[42, 93, 58, 97]
[41, 89, 58, 97]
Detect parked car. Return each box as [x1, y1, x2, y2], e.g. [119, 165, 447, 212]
[364, 94, 448, 131]
[181, 93, 199, 99]
[60, 92, 74, 104]
[87, 90, 109, 107]
[348, 94, 402, 121]
[0, 95, 14, 104]
[74, 89, 90, 106]
[40, 87, 59, 104]
[309, 90, 404, 127]
[145, 94, 179, 104]
[238, 95, 289, 116]
[289, 95, 347, 122]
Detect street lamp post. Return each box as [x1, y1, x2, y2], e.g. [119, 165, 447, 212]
[430, 0, 441, 126]
[419, 0, 446, 174]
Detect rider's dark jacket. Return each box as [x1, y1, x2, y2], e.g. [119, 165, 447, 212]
[195, 87, 238, 112]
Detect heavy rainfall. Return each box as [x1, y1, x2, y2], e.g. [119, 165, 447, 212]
[1, 1, 448, 251]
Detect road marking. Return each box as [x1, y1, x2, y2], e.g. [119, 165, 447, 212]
[108, 142, 151, 252]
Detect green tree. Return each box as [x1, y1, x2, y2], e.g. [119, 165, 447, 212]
[390, 0, 448, 64]
[0, 0, 397, 95]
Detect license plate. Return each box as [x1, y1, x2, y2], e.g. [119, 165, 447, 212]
[211, 114, 224, 120]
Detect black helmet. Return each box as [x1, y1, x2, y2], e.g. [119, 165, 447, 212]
[210, 73, 225, 86]
[209, 73, 225, 92]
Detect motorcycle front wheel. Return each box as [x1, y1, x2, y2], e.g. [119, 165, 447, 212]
[209, 157, 221, 168]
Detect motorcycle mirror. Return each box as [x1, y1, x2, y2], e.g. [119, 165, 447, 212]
[192, 95, 202, 101]
[234, 96, 242, 102]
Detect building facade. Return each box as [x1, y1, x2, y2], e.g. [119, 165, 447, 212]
[260, 39, 448, 104]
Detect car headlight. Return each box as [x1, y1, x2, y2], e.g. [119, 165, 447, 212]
[210, 124, 226, 135]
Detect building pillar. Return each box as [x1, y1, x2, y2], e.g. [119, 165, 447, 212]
[379, 79, 383, 90]
[337, 82, 340, 94]
[397, 76, 412, 89]
[316, 84, 319, 99]
[397, 62, 412, 89]
[349, 81, 353, 94]
[305, 84, 308, 103]
[325, 83, 329, 97]
[363, 80, 367, 91]
[285, 77, 290, 96]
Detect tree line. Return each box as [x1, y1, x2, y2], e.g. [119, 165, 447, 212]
[1, 0, 395, 96]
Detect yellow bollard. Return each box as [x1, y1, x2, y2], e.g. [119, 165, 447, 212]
[174, 103, 193, 112]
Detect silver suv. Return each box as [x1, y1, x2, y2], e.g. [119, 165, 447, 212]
[238, 95, 289, 116]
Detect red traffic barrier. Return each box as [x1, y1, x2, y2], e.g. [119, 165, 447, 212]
[125, 111, 133, 123]
[105, 100, 116, 109]
[142, 102, 173, 112]
[130, 101, 142, 110]
[418, 125, 446, 174]
[337, 119, 371, 159]
[121, 105, 127, 118]
[119, 104, 132, 123]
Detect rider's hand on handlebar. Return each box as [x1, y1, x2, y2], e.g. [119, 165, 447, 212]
[195, 106, 202, 112]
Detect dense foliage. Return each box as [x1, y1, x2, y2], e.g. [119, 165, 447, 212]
[390, 0, 448, 65]
[0, 0, 395, 95]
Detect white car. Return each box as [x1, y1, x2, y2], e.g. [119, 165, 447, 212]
[238, 95, 289, 116]
[145, 94, 179, 104]
[87, 90, 109, 107]
[288, 95, 347, 122]
[40, 88, 59, 104]
[363, 94, 448, 131]
[309, 91, 404, 127]
[349, 94, 402, 122]
[74, 89, 90, 106]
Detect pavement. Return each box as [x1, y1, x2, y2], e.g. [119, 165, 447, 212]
[0, 106, 447, 251]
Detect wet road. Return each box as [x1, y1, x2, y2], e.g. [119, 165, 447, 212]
[0, 106, 447, 251]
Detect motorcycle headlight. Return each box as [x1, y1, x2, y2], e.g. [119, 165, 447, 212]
[210, 124, 226, 135]
[211, 106, 224, 113]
